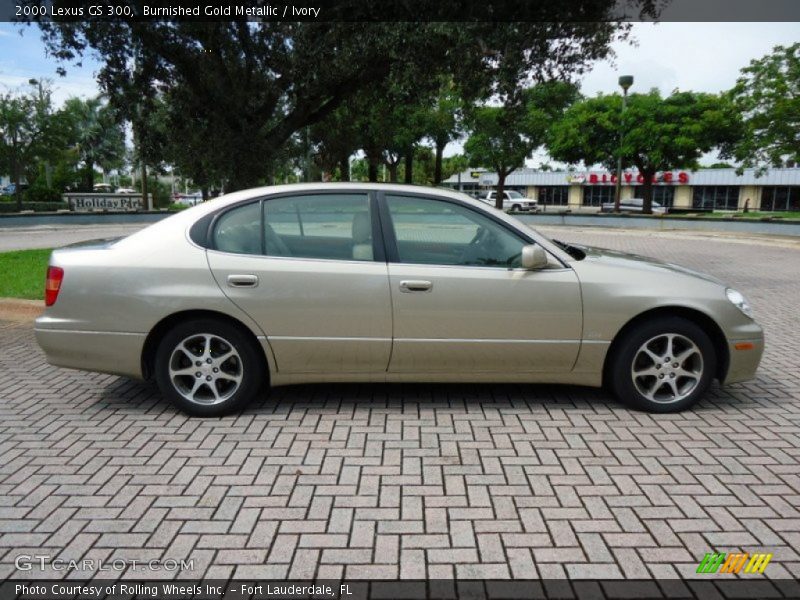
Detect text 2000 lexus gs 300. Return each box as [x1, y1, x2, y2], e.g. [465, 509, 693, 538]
[35, 183, 763, 416]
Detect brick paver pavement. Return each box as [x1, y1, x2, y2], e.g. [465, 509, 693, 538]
[0, 228, 798, 581]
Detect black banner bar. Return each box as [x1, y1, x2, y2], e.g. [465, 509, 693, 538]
[2, 0, 800, 22]
[3, 580, 800, 600]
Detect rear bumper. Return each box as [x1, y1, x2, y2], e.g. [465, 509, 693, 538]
[34, 327, 146, 379]
[723, 332, 765, 385]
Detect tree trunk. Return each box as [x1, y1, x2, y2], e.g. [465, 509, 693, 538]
[201, 186, 209, 202]
[387, 162, 398, 183]
[640, 169, 655, 214]
[13, 156, 22, 212]
[433, 141, 445, 185]
[141, 163, 149, 210]
[367, 159, 379, 182]
[339, 155, 350, 182]
[87, 157, 95, 192]
[495, 170, 507, 210]
[404, 145, 414, 184]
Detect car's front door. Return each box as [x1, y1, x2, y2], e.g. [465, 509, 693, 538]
[380, 193, 582, 374]
[206, 192, 392, 374]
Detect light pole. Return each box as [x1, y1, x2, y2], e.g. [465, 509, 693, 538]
[613, 75, 634, 213]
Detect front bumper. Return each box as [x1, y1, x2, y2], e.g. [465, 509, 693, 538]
[723, 330, 765, 385]
[34, 327, 146, 379]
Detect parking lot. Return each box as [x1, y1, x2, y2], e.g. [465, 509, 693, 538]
[0, 226, 798, 581]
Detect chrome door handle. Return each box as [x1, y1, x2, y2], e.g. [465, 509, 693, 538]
[399, 280, 433, 293]
[227, 274, 259, 288]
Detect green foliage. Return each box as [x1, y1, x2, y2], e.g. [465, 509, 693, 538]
[0, 85, 126, 212]
[0, 80, 68, 210]
[143, 176, 172, 209]
[0, 248, 52, 299]
[23, 184, 62, 203]
[36, 8, 647, 191]
[60, 96, 126, 191]
[349, 158, 371, 182]
[311, 104, 362, 182]
[423, 81, 464, 184]
[0, 202, 66, 213]
[726, 43, 800, 171]
[548, 89, 742, 212]
[442, 155, 470, 180]
[465, 81, 579, 208]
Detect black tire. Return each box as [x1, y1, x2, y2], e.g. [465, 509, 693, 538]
[154, 318, 265, 417]
[511, 204, 521, 212]
[609, 317, 716, 413]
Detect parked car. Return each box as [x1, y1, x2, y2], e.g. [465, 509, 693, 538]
[93, 183, 114, 193]
[0, 184, 15, 196]
[481, 190, 538, 212]
[116, 187, 136, 194]
[601, 198, 668, 214]
[35, 183, 763, 417]
[173, 193, 203, 206]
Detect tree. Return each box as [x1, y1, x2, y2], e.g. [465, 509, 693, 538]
[424, 81, 463, 185]
[35, 6, 655, 190]
[355, 86, 431, 184]
[0, 80, 63, 210]
[311, 105, 361, 181]
[37, 21, 456, 190]
[465, 82, 579, 209]
[61, 96, 125, 191]
[726, 43, 800, 172]
[548, 90, 742, 213]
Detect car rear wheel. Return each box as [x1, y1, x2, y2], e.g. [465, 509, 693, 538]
[609, 317, 716, 413]
[155, 318, 265, 417]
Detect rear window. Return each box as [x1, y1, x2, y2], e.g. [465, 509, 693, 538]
[212, 202, 262, 255]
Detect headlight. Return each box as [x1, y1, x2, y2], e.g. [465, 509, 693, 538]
[726, 288, 753, 318]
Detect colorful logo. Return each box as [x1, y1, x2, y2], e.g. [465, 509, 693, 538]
[696, 552, 772, 574]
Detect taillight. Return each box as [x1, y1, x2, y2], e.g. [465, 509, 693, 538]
[45, 266, 64, 307]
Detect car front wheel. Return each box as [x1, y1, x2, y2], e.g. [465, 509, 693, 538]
[155, 318, 265, 417]
[609, 317, 716, 413]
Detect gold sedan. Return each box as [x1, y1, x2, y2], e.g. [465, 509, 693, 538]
[35, 184, 764, 416]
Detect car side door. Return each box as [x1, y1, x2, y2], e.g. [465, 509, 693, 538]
[206, 191, 392, 374]
[379, 193, 583, 374]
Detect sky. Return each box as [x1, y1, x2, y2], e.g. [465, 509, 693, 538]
[0, 21, 798, 166]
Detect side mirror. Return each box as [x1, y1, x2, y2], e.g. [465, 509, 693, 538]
[521, 244, 548, 270]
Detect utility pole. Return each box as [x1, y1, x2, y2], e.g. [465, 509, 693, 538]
[613, 75, 634, 213]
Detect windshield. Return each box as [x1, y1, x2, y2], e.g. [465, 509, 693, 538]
[506, 191, 523, 198]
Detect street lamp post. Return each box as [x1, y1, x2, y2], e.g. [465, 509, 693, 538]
[613, 75, 634, 213]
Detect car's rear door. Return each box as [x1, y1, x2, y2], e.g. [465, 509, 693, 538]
[206, 191, 392, 374]
[379, 192, 583, 374]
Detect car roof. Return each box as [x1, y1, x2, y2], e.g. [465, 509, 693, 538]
[200, 182, 479, 210]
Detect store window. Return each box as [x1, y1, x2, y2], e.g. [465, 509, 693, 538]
[761, 187, 800, 212]
[652, 186, 675, 208]
[692, 186, 740, 210]
[582, 186, 614, 207]
[538, 186, 569, 206]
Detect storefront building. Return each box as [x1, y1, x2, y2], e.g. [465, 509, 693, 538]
[442, 167, 800, 212]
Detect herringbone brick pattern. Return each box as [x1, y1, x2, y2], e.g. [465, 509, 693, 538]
[0, 230, 798, 580]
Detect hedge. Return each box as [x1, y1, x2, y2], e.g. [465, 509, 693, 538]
[0, 202, 70, 213]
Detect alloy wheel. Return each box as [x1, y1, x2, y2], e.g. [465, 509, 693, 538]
[631, 333, 704, 404]
[168, 333, 243, 405]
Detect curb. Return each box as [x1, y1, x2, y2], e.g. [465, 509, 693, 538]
[0, 298, 44, 322]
